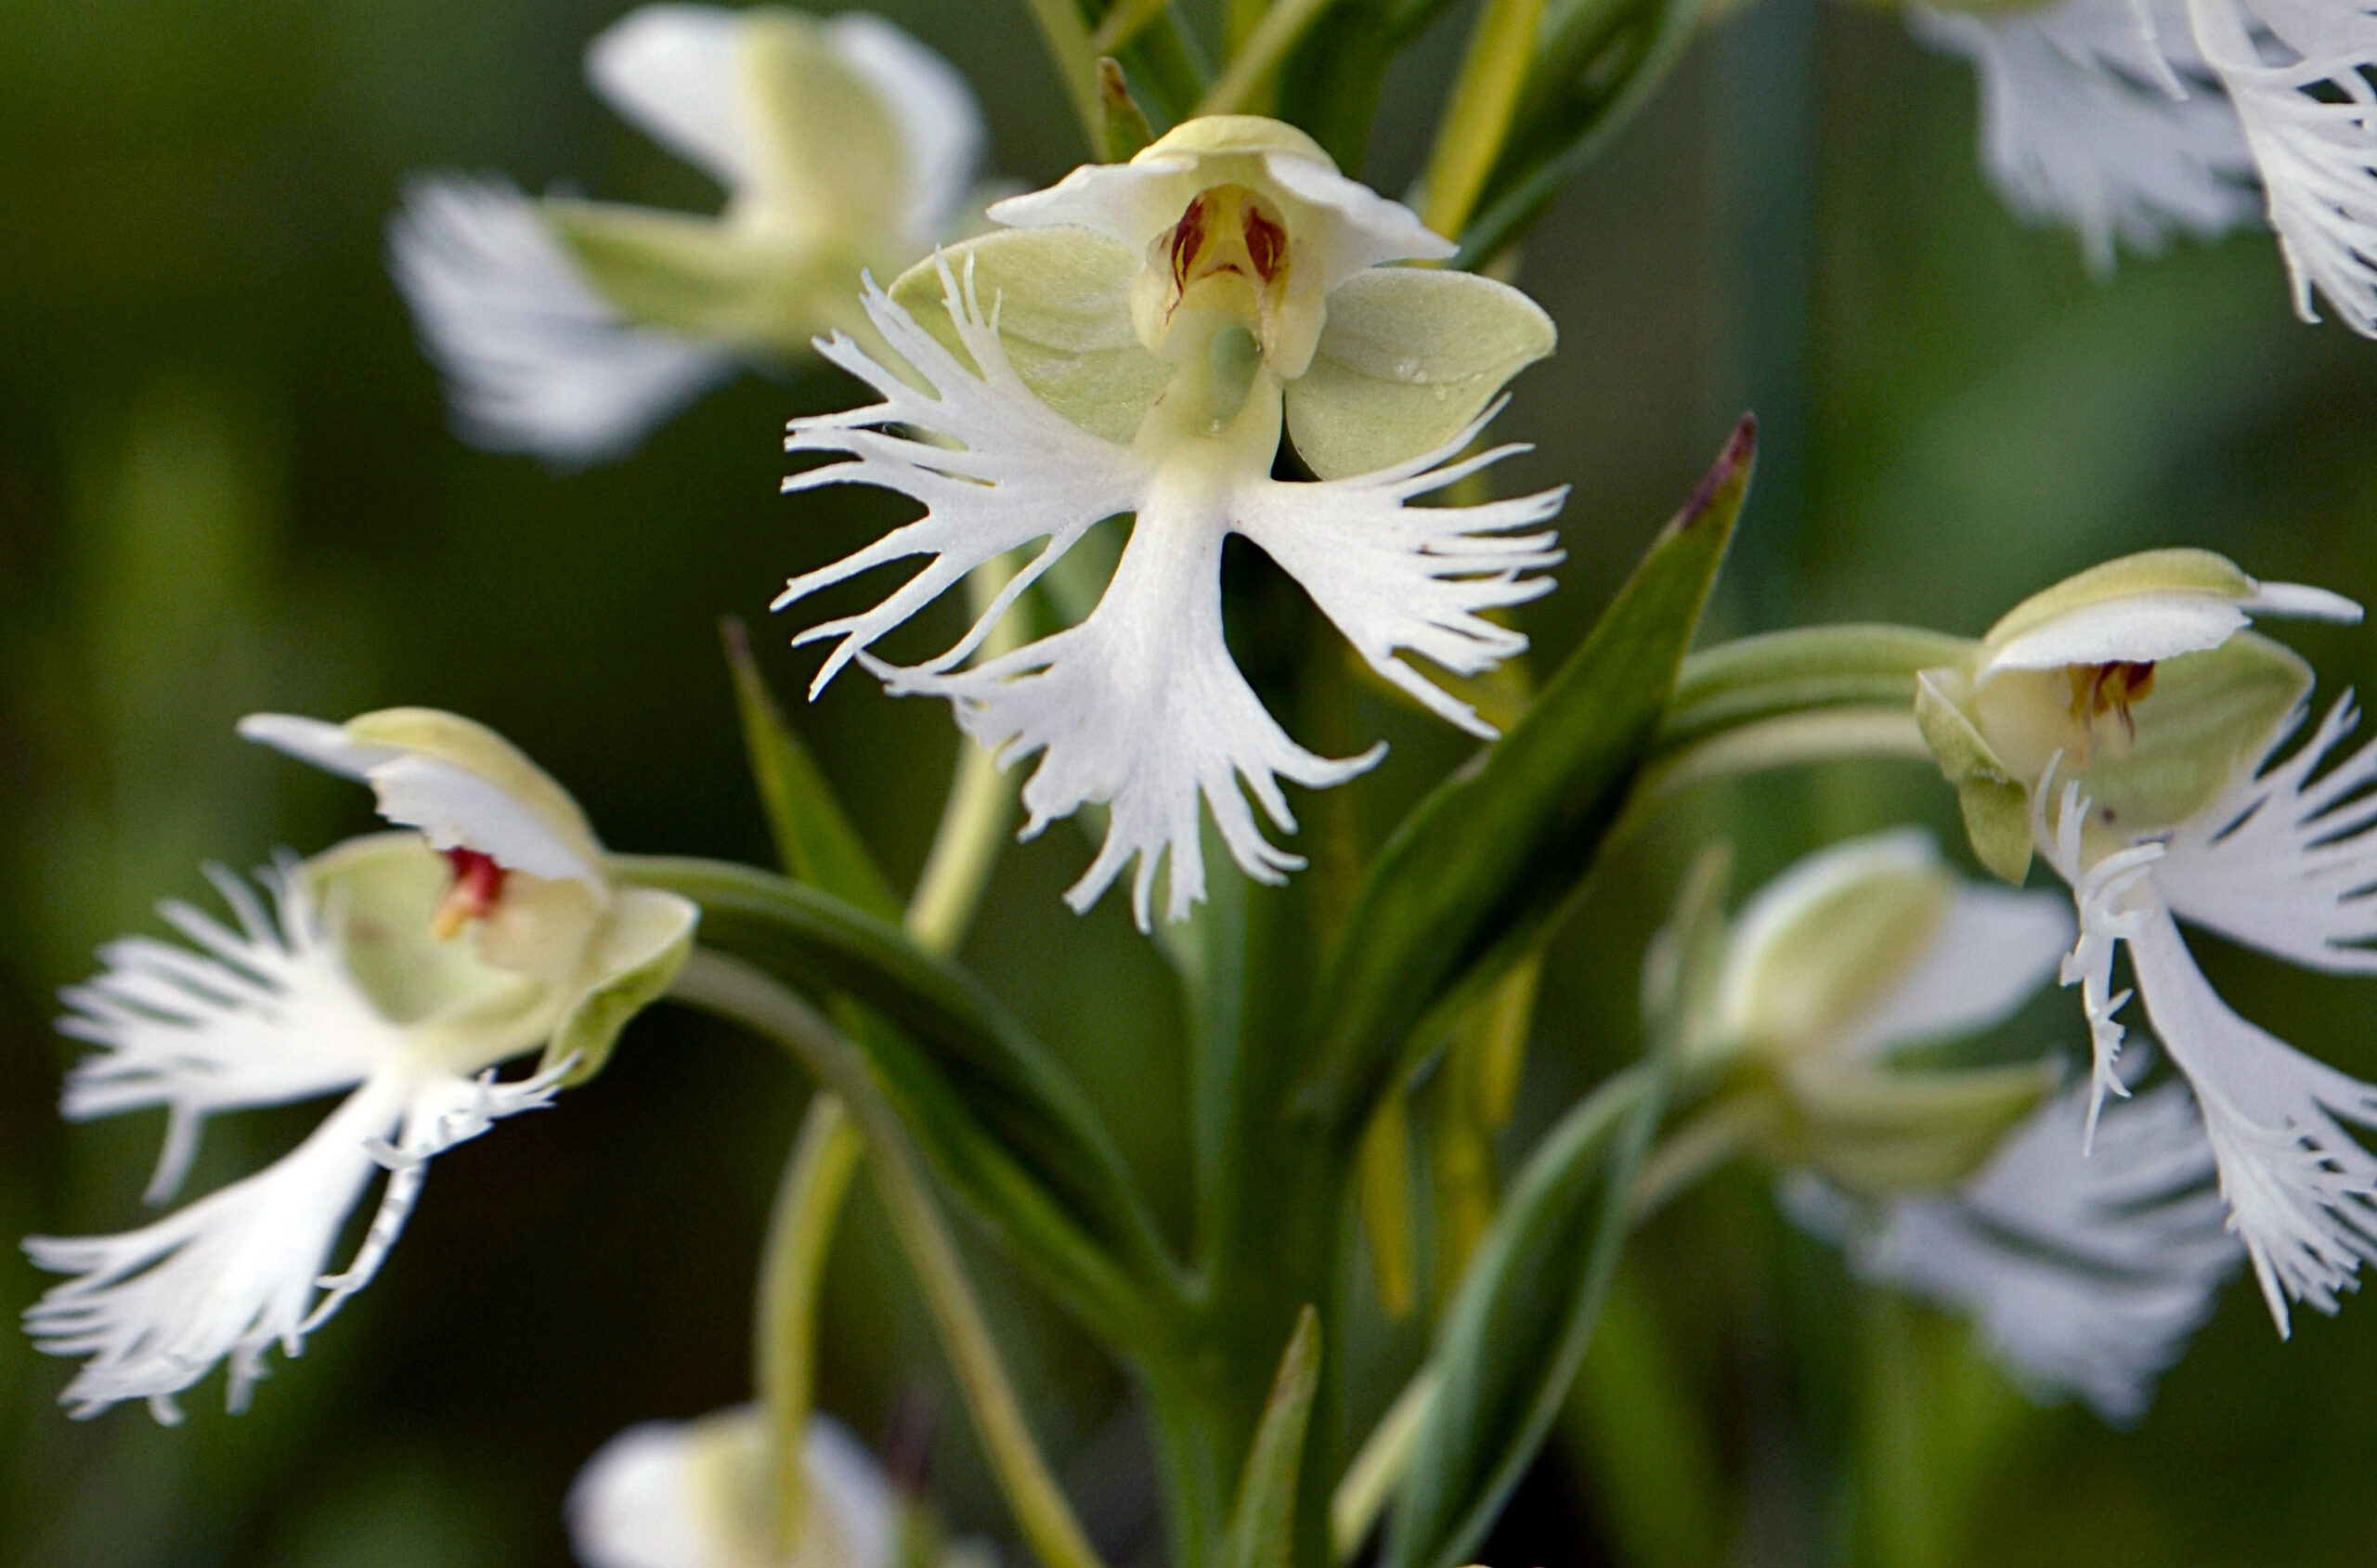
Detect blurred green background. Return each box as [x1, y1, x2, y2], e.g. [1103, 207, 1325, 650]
[4, 0, 2376, 1562]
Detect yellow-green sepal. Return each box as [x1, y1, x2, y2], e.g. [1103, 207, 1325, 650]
[550, 201, 877, 356]
[543, 888, 700, 1084]
[1913, 668, 2033, 884]
[1282, 267, 1554, 480]
[888, 230, 1173, 445]
[1979, 548, 2257, 666]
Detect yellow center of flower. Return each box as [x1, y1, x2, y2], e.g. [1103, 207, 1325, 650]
[1141, 184, 1298, 366]
[2064, 659, 2158, 759]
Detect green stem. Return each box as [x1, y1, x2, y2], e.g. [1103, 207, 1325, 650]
[758, 1093, 866, 1550]
[1024, 0, 1107, 150]
[1660, 625, 1971, 750]
[674, 950, 1111, 1568]
[1198, 0, 1335, 114]
[1420, 0, 1546, 241]
[906, 562, 1028, 955]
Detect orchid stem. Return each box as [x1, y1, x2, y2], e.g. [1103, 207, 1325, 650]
[675, 950, 1111, 1568]
[1419, 0, 1545, 242]
[759, 1092, 866, 1552]
[1024, 0, 1107, 151]
[1198, 0, 1332, 115]
[905, 560, 1027, 956]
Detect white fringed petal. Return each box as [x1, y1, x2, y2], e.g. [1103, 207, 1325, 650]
[2187, 0, 2377, 335]
[567, 1407, 893, 1568]
[2156, 694, 2377, 971]
[1232, 409, 1564, 740]
[775, 260, 1560, 926]
[388, 177, 735, 465]
[56, 862, 404, 1205]
[1910, 0, 2257, 273]
[1838, 1080, 2241, 1424]
[2123, 905, 2377, 1330]
[23, 1056, 561, 1422]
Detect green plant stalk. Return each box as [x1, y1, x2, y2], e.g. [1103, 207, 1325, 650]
[1200, 0, 1337, 114]
[760, 1092, 866, 1550]
[1024, 0, 1108, 149]
[1420, 0, 1547, 242]
[906, 562, 1029, 955]
[672, 949, 1111, 1568]
[1331, 1367, 1437, 1561]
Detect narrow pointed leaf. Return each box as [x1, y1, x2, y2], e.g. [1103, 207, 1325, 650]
[1382, 1065, 1665, 1568]
[1301, 418, 1752, 1137]
[723, 616, 902, 918]
[1226, 1307, 1325, 1568]
[617, 855, 1177, 1335]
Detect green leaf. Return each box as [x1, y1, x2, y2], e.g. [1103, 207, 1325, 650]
[1382, 1065, 1665, 1568]
[617, 855, 1178, 1335]
[1224, 1307, 1324, 1568]
[1098, 56, 1157, 160]
[1299, 417, 1753, 1137]
[722, 616, 902, 920]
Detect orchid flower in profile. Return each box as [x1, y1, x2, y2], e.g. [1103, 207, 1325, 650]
[1910, 0, 2377, 334]
[22, 710, 695, 1421]
[1916, 549, 2377, 1331]
[569, 1407, 892, 1568]
[1685, 829, 2240, 1421]
[774, 115, 1563, 928]
[392, 4, 983, 463]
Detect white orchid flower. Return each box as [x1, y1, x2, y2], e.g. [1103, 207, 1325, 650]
[23, 710, 696, 1422]
[1790, 1075, 2241, 1424]
[1693, 829, 2077, 1195]
[392, 5, 983, 463]
[773, 116, 1563, 928]
[568, 1407, 892, 1568]
[1916, 549, 2377, 1331]
[1707, 831, 2240, 1419]
[1911, 0, 2377, 334]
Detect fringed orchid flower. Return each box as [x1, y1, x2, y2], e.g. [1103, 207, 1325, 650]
[1690, 830, 2240, 1419]
[773, 116, 1564, 927]
[22, 710, 695, 1420]
[1917, 550, 2377, 1331]
[392, 5, 983, 462]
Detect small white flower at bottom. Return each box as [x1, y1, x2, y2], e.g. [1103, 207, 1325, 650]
[568, 1406, 893, 1568]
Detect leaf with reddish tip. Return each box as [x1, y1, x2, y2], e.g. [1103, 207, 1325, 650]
[1297, 417, 1753, 1138]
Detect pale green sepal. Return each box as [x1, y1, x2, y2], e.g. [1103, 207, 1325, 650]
[344, 706, 608, 884]
[1282, 268, 1553, 479]
[1913, 669, 2033, 884]
[736, 10, 909, 240]
[543, 887, 700, 1083]
[550, 201, 877, 356]
[1769, 1059, 2059, 1197]
[889, 232, 1172, 445]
